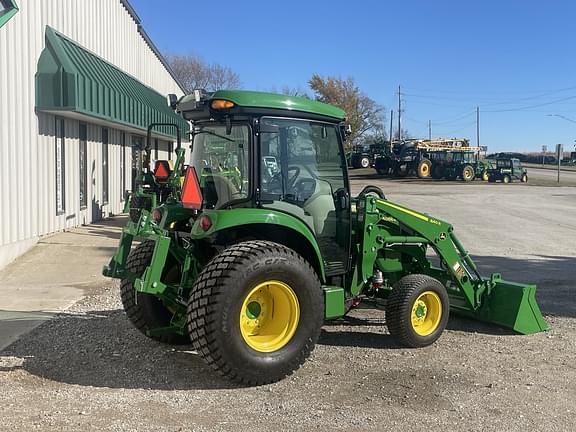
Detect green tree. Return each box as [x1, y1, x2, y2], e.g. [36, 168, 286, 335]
[308, 74, 385, 149]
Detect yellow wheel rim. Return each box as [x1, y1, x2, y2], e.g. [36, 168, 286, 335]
[410, 291, 442, 336]
[464, 169, 473, 180]
[239, 280, 300, 353]
[420, 164, 429, 176]
[482, 171, 489, 181]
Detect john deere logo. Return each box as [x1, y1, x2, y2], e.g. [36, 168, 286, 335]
[439, 232, 447, 240]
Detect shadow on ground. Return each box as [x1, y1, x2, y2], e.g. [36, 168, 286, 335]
[472, 254, 576, 318]
[0, 309, 236, 391]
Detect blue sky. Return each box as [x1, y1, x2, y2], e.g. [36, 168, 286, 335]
[131, 0, 576, 152]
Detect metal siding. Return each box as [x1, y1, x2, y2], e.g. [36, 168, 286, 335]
[0, 0, 187, 268]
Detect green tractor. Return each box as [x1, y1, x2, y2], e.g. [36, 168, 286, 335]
[103, 90, 548, 385]
[430, 149, 491, 181]
[125, 123, 187, 222]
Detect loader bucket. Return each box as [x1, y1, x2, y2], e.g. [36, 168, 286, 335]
[475, 278, 550, 334]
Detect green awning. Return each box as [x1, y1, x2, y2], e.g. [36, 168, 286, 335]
[35, 26, 188, 140]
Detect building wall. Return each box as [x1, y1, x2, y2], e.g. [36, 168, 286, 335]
[0, 0, 186, 268]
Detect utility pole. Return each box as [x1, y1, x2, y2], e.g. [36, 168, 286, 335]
[389, 110, 394, 149]
[476, 106, 480, 147]
[398, 85, 402, 141]
[428, 120, 431, 140]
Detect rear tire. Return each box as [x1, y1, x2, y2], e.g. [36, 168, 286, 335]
[417, 159, 432, 178]
[503, 175, 511, 184]
[129, 195, 152, 223]
[386, 274, 449, 348]
[120, 241, 190, 345]
[360, 157, 371, 168]
[187, 240, 324, 385]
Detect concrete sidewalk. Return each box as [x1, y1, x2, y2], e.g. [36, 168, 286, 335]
[0, 216, 126, 350]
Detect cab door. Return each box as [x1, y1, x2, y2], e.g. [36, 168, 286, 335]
[259, 117, 351, 275]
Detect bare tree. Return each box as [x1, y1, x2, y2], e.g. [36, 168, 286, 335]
[267, 85, 311, 98]
[308, 74, 385, 148]
[167, 54, 241, 92]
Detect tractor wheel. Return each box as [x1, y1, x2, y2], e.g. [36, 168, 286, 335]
[461, 165, 475, 182]
[521, 174, 528, 183]
[481, 170, 489, 182]
[129, 195, 152, 223]
[431, 165, 445, 179]
[417, 159, 432, 178]
[120, 241, 190, 345]
[503, 175, 511, 184]
[394, 165, 409, 178]
[386, 274, 449, 348]
[187, 240, 324, 385]
[360, 157, 371, 168]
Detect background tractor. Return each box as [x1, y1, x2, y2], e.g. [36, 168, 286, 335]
[488, 158, 528, 183]
[125, 123, 187, 222]
[349, 143, 387, 169]
[374, 138, 475, 179]
[104, 90, 548, 386]
[430, 148, 491, 181]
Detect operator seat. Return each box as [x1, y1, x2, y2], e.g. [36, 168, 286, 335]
[302, 180, 336, 236]
[203, 172, 239, 209]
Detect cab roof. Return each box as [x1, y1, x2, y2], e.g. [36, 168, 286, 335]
[178, 90, 346, 121]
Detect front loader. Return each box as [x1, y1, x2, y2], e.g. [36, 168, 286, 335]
[103, 90, 549, 385]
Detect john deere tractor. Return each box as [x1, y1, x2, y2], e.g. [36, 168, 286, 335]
[125, 123, 187, 222]
[103, 90, 548, 385]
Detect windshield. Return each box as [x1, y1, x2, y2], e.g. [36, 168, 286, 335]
[191, 124, 250, 209]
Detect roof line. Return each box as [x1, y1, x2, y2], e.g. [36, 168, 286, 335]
[119, 0, 186, 94]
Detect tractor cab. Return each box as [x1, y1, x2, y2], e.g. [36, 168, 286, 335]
[179, 90, 352, 274]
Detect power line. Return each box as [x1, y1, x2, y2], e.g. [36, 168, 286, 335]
[483, 95, 576, 112]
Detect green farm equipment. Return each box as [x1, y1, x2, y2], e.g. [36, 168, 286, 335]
[430, 149, 492, 181]
[125, 123, 186, 222]
[488, 158, 528, 183]
[103, 90, 548, 385]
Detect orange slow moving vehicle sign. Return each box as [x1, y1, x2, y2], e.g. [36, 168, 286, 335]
[153, 160, 171, 181]
[181, 167, 203, 209]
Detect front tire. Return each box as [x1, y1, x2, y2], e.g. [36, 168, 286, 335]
[187, 241, 324, 385]
[521, 173, 528, 183]
[386, 274, 449, 348]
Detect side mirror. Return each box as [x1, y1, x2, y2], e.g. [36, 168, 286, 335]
[167, 94, 178, 110]
[340, 123, 352, 139]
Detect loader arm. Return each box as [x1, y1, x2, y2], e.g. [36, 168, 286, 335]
[356, 197, 483, 308]
[353, 195, 549, 334]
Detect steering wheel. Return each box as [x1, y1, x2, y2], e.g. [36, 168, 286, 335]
[268, 166, 301, 192]
[357, 185, 386, 200]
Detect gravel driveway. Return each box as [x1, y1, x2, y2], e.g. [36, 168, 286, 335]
[1, 179, 574, 431]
